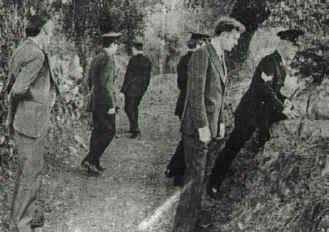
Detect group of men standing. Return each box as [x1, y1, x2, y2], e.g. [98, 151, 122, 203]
[166, 17, 303, 232]
[81, 25, 152, 175]
[5, 13, 152, 231]
[5, 11, 305, 232]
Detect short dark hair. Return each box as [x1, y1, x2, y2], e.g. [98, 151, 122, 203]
[187, 40, 197, 49]
[214, 17, 245, 37]
[102, 37, 117, 48]
[26, 12, 51, 37]
[133, 43, 143, 51]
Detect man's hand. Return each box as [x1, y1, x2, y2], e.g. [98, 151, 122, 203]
[119, 93, 125, 100]
[282, 107, 299, 119]
[261, 72, 273, 82]
[107, 108, 116, 114]
[198, 126, 211, 144]
[217, 122, 225, 139]
[284, 99, 293, 110]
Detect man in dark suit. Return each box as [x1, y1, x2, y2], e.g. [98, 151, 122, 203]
[165, 32, 210, 186]
[172, 17, 245, 232]
[6, 13, 58, 232]
[81, 26, 122, 175]
[120, 38, 152, 138]
[207, 29, 304, 199]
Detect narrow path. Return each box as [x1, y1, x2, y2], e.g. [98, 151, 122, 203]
[43, 74, 181, 232]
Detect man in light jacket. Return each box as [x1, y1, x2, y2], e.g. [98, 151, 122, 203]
[6, 13, 58, 232]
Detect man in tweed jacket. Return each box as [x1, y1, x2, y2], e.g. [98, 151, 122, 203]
[172, 17, 245, 232]
[6, 14, 58, 232]
[208, 29, 304, 199]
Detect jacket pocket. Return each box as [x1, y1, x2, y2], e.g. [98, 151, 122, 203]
[13, 100, 49, 138]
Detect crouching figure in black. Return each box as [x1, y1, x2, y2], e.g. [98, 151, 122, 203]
[207, 29, 304, 198]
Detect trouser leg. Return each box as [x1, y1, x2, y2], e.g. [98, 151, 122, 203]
[85, 112, 116, 165]
[166, 140, 185, 176]
[209, 123, 255, 187]
[11, 131, 45, 232]
[172, 134, 208, 232]
[125, 96, 141, 133]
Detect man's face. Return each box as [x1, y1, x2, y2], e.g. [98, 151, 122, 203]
[285, 42, 299, 62]
[132, 47, 138, 55]
[221, 30, 241, 52]
[105, 42, 119, 55]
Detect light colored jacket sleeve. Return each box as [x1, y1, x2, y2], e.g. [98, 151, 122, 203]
[10, 48, 44, 98]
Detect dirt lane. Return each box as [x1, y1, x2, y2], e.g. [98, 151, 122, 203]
[42, 74, 180, 232]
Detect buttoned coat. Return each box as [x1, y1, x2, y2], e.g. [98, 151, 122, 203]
[88, 49, 116, 113]
[7, 39, 58, 138]
[181, 43, 227, 138]
[235, 50, 287, 130]
[120, 54, 152, 98]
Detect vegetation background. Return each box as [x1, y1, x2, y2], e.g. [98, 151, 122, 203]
[0, 0, 329, 231]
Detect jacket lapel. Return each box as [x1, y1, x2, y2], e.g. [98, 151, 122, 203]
[206, 44, 227, 85]
[272, 51, 286, 86]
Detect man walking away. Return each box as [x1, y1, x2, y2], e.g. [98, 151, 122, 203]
[120, 38, 152, 139]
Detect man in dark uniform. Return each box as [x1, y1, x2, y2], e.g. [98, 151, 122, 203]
[120, 38, 152, 138]
[165, 32, 210, 186]
[207, 29, 304, 198]
[81, 24, 122, 175]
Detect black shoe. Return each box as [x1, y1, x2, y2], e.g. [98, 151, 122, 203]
[164, 167, 174, 178]
[81, 160, 101, 176]
[81, 159, 89, 169]
[95, 163, 106, 172]
[130, 131, 141, 139]
[173, 175, 184, 187]
[30, 209, 45, 229]
[87, 164, 102, 176]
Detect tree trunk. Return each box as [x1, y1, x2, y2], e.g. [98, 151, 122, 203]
[227, 0, 271, 68]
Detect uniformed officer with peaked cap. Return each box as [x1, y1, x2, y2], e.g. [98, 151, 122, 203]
[208, 29, 304, 198]
[120, 37, 152, 138]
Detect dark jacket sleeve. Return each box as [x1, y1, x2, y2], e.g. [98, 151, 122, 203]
[187, 47, 209, 129]
[176, 54, 188, 91]
[253, 57, 285, 113]
[142, 57, 152, 93]
[121, 57, 134, 94]
[91, 53, 115, 110]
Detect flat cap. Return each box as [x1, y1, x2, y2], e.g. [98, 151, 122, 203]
[214, 16, 246, 36]
[277, 29, 304, 45]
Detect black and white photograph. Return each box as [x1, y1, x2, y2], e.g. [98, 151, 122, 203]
[0, 0, 329, 232]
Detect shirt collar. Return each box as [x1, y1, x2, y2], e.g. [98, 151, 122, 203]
[214, 44, 224, 59]
[276, 49, 287, 66]
[28, 37, 43, 51]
